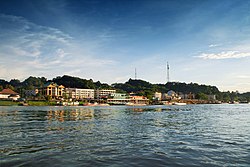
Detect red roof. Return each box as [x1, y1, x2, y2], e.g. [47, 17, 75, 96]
[0, 88, 18, 95]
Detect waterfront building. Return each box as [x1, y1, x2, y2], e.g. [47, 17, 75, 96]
[95, 89, 116, 99]
[40, 82, 64, 98]
[65, 88, 94, 99]
[107, 93, 130, 105]
[0, 88, 20, 100]
[153, 92, 162, 101]
[129, 95, 149, 105]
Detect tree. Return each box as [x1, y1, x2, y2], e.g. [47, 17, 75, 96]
[5, 84, 15, 90]
[10, 79, 21, 87]
[22, 76, 47, 89]
[196, 93, 208, 100]
[45, 95, 52, 101]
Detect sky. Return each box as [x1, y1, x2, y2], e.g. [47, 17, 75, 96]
[0, 0, 250, 92]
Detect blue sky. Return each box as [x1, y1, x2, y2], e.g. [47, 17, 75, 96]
[0, 0, 250, 92]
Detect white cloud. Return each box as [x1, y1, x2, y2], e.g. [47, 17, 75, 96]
[196, 51, 250, 60]
[208, 44, 220, 48]
[235, 75, 250, 79]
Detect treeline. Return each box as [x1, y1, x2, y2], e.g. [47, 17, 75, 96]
[112, 78, 220, 98]
[0, 75, 249, 102]
[0, 75, 112, 92]
[112, 79, 249, 102]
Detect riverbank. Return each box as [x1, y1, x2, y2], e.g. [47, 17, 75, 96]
[0, 100, 57, 106]
[1, 100, 248, 106]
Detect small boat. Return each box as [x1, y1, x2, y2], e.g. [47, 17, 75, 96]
[173, 102, 187, 105]
[83, 102, 109, 106]
[125, 102, 147, 106]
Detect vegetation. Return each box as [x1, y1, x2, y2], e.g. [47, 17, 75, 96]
[27, 100, 57, 106]
[112, 79, 220, 100]
[0, 100, 19, 106]
[195, 93, 208, 100]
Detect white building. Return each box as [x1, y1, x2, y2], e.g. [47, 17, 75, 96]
[95, 89, 116, 99]
[0, 88, 20, 100]
[153, 92, 162, 101]
[65, 88, 95, 99]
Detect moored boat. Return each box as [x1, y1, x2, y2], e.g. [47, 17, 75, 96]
[125, 102, 147, 106]
[173, 102, 187, 105]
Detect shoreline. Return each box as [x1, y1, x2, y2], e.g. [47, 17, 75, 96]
[0, 101, 248, 107]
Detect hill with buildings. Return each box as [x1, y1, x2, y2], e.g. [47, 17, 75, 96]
[0, 75, 249, 102]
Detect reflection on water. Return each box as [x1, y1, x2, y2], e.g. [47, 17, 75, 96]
[1, 105, 250, 167]
[46, 108, 94, 122]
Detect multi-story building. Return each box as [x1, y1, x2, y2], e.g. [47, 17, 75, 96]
[41, 82, 64, 98]
[65, 88, 94, 99]
[95, 89, 116, 99]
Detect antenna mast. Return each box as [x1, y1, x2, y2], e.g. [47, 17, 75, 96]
[167, 62, 170, 83]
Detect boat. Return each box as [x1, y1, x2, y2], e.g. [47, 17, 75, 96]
[125, 102, 147, 106]
[173, 102, 187, 105]
[83, 102, 110, 106]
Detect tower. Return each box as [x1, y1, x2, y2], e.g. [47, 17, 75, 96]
[167, 62, 170, 83]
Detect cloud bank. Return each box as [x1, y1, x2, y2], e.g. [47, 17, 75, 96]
[197, 51, 250, 60]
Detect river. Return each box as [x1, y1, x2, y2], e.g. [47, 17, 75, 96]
[0, 104, 250, 166]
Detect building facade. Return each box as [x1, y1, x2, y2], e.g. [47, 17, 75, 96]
[107, 93, 129, 105]
[153, 92, 162, 101]
[41, 82, 64, 98]
[95, 89, 116, 99]
[65, 88, 95, 99]
[129, 95, 149, 105]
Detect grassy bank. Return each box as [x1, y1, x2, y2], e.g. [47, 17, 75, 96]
[0, 100, 57, 106]
[0, 100, 19, 106]
[27, 101, 57, 106]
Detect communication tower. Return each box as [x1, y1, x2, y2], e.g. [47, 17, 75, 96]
[167, 62, 170, 83]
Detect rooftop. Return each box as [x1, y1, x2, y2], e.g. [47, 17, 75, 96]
[0, 88, 18, 95]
